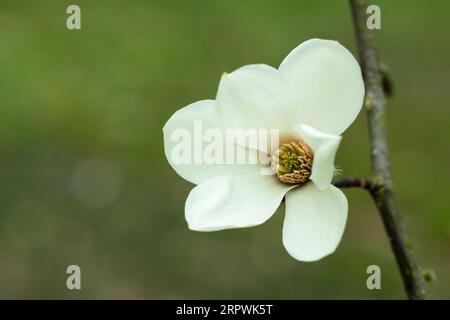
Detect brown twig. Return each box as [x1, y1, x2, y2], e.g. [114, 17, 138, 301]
[342, 0, 427, 299]
[333, 176, 381, 193]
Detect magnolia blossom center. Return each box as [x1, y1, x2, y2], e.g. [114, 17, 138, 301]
[271, 140, 313, 185]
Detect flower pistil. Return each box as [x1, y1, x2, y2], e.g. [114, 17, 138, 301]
[271, 141, 313, 185]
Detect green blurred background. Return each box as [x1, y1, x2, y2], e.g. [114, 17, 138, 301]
[0, 0, 449, 299]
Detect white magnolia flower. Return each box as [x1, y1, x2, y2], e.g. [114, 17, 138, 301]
[163, 39, 364, 261]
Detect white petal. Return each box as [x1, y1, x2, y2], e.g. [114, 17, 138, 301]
[163, 100, 259, 185]
[296, 124, 341, 190]
[186, 174, 294, 231]
[279, 38, 365, 135]
[216, 64, 298, 132]
[283, 183, 348, 262]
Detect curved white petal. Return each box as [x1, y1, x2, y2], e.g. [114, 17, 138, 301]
[296, 124, 341, 190]
[186, 174, 295, 231]
[279, 38, 365, 135]
[163, 100, 259, 185]
[282, 183, 348, 262]
[216, 64, 298, 132]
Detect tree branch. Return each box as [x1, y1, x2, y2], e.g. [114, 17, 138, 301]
[348, 0, 427, 299]
[333, 176, 380, 193]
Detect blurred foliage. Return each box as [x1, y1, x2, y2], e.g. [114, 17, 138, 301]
[0, 0, 449, 299]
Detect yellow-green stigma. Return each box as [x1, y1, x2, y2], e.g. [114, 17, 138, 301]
[271, 140, 313, 185]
